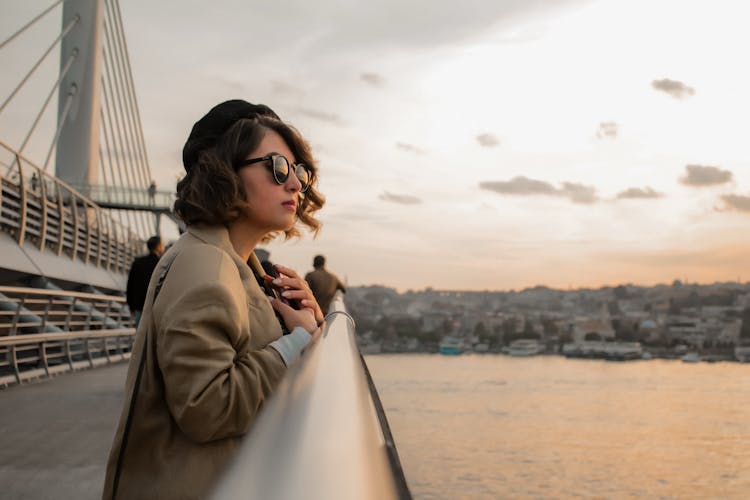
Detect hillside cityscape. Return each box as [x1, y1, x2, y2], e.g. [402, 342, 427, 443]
[344, 280, 750, 362]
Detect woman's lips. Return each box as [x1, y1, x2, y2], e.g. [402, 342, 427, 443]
[282, 201, 296, 211]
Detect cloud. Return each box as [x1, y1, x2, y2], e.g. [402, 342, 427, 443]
[360, 72, 385, 87]
[476, 133, 500, 147]
[720, 194, 750, 213]
[396, 142, 426, 155]
[379, 191, 422, 205]
[616, 187, 664, 199]
[479, 176, 598, 204]
[651, 78, 695, 99]
[294, 107, 343, 125]
[561, 182, 597, 204]
[479, 176, 557, 195]
[680, 164, 733, 187]
[596, 122, 618, 139]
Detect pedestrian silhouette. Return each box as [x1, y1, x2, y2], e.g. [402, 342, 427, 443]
[126, 236, 164, 327]
[304, 255, 345, 314]
[148, 180, 156, 205]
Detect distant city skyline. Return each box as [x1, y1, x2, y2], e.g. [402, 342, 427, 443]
[2, 0, 748, 291]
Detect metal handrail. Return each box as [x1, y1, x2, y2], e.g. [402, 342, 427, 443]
[212, 292, 411, 500]
[0, 328, 135, 388]
[65, 182, 175, 210]
[0, 285, 132, 337]
[0, 140, 143, 273]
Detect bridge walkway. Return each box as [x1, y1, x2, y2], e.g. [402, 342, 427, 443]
[0, 362, 128, 500]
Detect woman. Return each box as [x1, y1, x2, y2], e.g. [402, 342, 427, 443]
[103, 100, 326, 500]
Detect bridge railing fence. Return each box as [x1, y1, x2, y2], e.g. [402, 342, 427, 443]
[0, 285, 135, 387]
[0, 140, 143, 273]
[213, 292, 411, 500]
[0, 329, 135, 388]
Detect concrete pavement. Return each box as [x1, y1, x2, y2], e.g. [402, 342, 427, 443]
[0, 363, 129, 500]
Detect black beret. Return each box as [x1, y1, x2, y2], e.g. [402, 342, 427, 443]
[182, 99, 279, 171]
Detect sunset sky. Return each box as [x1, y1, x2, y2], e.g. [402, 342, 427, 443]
[3, 0, 749, 291]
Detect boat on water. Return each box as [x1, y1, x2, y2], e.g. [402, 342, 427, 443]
[503, 339, 544, 357]
[562, 341, 643, 361]
[735, 346, 750, 363]
[439, 336, 463, 355]
[473, 343, 490, 353]
[681, 352, 701, 363]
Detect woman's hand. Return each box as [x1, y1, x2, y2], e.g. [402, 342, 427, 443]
[269, 298, 320, 339]
[271, 264, 325, 326]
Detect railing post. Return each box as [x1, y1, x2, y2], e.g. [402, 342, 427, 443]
[40, 340, 50, 377]
[83, 202, 92, 264]
[38, 168, 48, 251]
[16, 154, 27, 246]
[9, 345, 21, 385]
[112, 216, 120, 272]
[40, 295, 52, 332]
[84, 302, 93, 330]
[10, 295, 25, 335]
[95, 207, 104, 267]
[101, 300, 112, 329]
[70, 194, 79, 260]
[64, 297, 77, 331]
[103, 336, 112, 362]
[85, 338, 93, 367]
[55, 182, 66, 256]
[65, 338, 74, 370]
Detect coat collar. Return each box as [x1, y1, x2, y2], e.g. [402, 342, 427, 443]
[185, 225, 268, 294]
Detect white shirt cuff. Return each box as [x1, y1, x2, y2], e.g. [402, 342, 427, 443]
[269, 327, 312, 366]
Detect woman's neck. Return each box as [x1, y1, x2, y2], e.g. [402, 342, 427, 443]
[226, 219, 264, 262]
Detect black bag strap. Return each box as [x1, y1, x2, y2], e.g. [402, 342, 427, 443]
[110, 256, 176, 499]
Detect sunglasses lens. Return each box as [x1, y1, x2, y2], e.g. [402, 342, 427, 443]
[272, 155, 290, 184]
[295, 165, 311, 192]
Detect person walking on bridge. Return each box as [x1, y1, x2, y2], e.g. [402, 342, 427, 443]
[103, 99, 327, 500]
[125, 236, 164, 327]
[305, 254, 346, 314]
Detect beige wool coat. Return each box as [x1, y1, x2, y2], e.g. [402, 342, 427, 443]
[103, 225, 288, 500]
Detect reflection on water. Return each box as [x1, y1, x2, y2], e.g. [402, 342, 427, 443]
[366, 354, 750, 499]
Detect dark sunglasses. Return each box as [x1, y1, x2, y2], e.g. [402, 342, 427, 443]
[236, 153, 312, 192]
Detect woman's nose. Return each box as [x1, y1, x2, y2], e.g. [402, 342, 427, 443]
[285, 170, 302, 192]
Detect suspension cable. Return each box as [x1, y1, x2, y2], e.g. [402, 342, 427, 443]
[3, 49, 79, 176]
[18, 49, 79, 155]
[101, 77, 128, 195]
[0, 0, 64, 50]
[0, 14, 80, 115]
[101, 72, 145, 237]
[43, 83, 77, 171]
[102, 11, 146, 190]
[106, 1, 154, 235]
[100, 106, 126, 230]
[110, 0, 152, 190]
[101, 45, 137, 197]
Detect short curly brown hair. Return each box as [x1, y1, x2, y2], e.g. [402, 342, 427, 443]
[174, 115, 324, 241]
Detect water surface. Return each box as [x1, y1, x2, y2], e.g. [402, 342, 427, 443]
[367, 354, 750, 499]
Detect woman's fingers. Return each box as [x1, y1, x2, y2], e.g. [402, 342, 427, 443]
[271, 264, 324, 324]
[269, 298, 317, 333]
[280, 289, 311, 300]
[273, 264, 299, 279]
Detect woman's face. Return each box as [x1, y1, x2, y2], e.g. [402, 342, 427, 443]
[237, 129, 302, 235]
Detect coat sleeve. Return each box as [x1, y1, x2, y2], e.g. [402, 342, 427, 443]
[155, 275, 287, 444]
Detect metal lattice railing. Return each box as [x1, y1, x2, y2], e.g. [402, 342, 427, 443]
[0, 329, 135, 387]
[0, 285, 135, 387]
[0, 285, 133, 336]
[0, 140, 143, 273]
